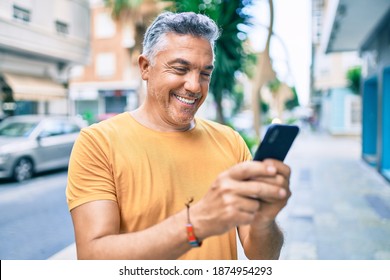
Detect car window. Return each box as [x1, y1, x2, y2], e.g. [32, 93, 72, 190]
[40, 121, 63, 137]
[0, 122, 38, 137]
[40, 120, 81, 137]
[62, 122, 81, 134]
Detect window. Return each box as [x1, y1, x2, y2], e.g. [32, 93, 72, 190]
[40, 121, 63, 137]
[40, 120, 80, 137]
[62, 122, 81, 134]
[350, 99, 361, 125]
[95, 12, 116, 39]
[13, 5, 30, 23]
[69, 65, 85, 79]
[95, 53, 116, 77]
[55, 20, 69, 35]
[0, 122, 38, 137]
[122, 24, 135, 48]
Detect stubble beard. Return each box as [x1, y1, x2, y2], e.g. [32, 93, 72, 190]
[151, 89, 199, 127]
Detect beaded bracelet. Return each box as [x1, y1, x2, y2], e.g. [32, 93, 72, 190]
[185, 197, 202, 247]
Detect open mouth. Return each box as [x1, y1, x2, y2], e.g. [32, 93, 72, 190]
[173, 93, 198, 105]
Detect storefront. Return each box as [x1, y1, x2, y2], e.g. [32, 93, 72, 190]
[360, 13, 390, 181]
[0, 72, 68, 116]
[322, 0, 390, 182]
[69, 83, 139, 124]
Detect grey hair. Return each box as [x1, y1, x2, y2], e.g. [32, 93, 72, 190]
[142, 12, 220, 65]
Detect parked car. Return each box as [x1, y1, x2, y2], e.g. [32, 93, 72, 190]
[0, 115, 87, 182]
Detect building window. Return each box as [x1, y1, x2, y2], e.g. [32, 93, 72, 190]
[95, 12, 116, 39]
[350, 99, 361, 125]
[13, 5, 30, 23]
[95, 53, 116, 77]
[69, 66, 85, 79]
[55, 20, 69, 35]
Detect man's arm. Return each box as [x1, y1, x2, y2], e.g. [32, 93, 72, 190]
[71, 200, 192, 259]
[238, 220, 284, 260]
[237, 160, 291, 259]
[71, 159, 290, 260]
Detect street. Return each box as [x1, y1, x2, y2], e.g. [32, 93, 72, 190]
[0, 169, 74, 260]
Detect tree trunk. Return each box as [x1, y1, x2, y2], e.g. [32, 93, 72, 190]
[252, 0, 274, 138]
[215, 99, 225, 124]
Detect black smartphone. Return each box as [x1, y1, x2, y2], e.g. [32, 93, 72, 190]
[253, 124, 300, 162]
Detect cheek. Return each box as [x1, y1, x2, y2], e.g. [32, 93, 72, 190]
[149, 74, 178, 94]
[201, 82, 209, 96]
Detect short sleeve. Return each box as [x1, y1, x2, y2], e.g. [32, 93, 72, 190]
[66, 128, 116, 211]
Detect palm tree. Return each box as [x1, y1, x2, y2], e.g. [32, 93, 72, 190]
[104, 0, 162, 60]
[164, 0, 254, 124]
[105, 0, 253, 124]
[251, 0, 276, 137]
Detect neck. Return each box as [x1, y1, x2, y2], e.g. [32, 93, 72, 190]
[130, 107, 195, 132]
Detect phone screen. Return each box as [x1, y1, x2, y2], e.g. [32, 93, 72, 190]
[253, 124, 299, 162]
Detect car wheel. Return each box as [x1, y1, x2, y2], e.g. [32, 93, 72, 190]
[13, 158, 34, 182]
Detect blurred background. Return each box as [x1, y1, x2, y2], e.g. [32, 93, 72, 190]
[0, 0, 389, 260]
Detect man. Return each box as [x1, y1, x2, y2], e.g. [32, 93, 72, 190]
[66, 11, 291, 260]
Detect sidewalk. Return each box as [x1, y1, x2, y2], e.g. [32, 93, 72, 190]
[48, 243, 76, 260]
[278, 130, 390, 259]
[49, 130, 390, 260]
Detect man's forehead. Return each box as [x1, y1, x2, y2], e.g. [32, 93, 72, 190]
[168, 58, 214, 70]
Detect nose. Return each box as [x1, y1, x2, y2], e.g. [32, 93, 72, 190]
[184, 72, 201, 94]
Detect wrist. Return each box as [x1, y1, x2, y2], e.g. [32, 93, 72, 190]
[185, 198, 202, 247]
[250, 219, 278, 235]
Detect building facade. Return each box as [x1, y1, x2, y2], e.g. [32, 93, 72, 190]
[360, 7, 390, 181]
[321, 0, 390, 181]
[311, 0, 362, 135]
[69, 2, 138, 124]
[0, 0, 90, 116]
[69, 0, 162, 124]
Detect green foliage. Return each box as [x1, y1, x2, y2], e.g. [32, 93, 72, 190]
[261, 100, 269, 114]
[107, 0, 255, 123]
[285, 117, 298, 125]
[243, 52, 258, 79]
[239, 131, 259, 154]
[104, 0, 143, 18]
[164, 0, 254, 123]
[231, 83, 245, 116]
[82, 111, 95, 125]
[267, 78, 281, 93]
[284, 86, 300, 111]
[226, 121, 258, 153]
[266, 79, 300, 111]
[346, 65, 362, 95]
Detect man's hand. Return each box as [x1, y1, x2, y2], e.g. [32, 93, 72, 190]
[249, 159, 291, 228]
[190, 159, 291, 241]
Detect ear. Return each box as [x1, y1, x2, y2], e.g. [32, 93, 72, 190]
[138, 55, 150, 80]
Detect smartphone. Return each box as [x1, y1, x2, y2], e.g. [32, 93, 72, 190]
[253, 124, 300, 162]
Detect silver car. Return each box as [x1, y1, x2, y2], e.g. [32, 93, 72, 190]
[0, 115, 87, 182]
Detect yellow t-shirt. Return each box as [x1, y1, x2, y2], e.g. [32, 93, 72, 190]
[66, 112, 252, 259]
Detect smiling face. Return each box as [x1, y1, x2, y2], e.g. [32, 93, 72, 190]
[138, 33, 214, 131]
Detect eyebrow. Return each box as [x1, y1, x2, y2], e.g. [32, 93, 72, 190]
[168, 58, 214, 71]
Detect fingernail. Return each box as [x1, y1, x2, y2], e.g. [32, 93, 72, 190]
[279, 189, 287, 198]
[267, 165, 276, 173]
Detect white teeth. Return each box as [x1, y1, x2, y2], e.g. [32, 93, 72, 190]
[175, 94, 196, 104]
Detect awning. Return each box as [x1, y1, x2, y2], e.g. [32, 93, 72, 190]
[323, 0, 390, 53]
[2, 72, 67, 101]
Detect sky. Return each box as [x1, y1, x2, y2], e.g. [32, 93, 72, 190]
[247, 0, 312, 106]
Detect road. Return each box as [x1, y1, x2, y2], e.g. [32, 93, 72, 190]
[0, 169, 74, 260]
